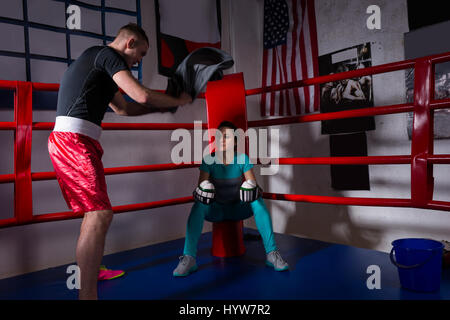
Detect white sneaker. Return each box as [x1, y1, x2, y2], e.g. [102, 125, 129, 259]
[266, 250, 289, 271]
[173, 255, 198, 277]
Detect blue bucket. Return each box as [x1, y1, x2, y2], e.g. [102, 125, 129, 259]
[390, 238, 444, 292]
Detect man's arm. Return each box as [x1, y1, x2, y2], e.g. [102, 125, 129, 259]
[109, 91, 164, 116]
[112, 69, 192, 109]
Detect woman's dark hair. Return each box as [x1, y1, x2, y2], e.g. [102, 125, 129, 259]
[218, 121, 237, 131]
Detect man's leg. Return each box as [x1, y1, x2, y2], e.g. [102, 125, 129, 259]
[76, 209, 113, 300]
[48, 131, 114, 297]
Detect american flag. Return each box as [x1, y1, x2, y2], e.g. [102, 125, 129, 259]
[261, 0, 319, 117]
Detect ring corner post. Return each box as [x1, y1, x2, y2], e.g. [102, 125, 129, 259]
[14, 81, 34, 224]
[411, 59, 434, 208]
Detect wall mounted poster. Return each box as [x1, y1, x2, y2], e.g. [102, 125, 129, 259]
[319, 42, 375, 134]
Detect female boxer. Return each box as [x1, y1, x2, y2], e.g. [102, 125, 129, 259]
[173, 121, 289, 276]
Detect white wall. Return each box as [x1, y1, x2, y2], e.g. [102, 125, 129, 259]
[2, 0, 450, 280]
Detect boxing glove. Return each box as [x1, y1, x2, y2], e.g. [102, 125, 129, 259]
[239, 179, 261, 202]
[193, 180, 215, 204]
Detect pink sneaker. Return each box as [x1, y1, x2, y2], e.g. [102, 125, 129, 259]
[98, 265, 125, 281]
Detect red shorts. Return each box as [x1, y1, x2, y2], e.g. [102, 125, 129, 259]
[48, 131, 112, 214]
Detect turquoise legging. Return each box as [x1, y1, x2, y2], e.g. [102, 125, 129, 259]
[183, 197, 277, 257]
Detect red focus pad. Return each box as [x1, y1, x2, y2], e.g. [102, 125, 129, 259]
[205, 73, 248, 257]
[205, 73, 248, 154]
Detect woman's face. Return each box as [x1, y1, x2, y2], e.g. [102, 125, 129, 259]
[218, 126, 235, 152]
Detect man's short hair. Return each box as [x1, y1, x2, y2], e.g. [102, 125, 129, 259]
[117, 23, 149, 45]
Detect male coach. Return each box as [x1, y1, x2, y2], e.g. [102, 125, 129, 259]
[48, 23, 192, 300]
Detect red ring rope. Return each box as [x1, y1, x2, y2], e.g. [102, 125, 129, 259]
[1, 50, 450, 228]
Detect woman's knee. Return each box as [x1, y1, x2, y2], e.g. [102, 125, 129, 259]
[192, 201, 211, 215]
[187, 203, 208, 224]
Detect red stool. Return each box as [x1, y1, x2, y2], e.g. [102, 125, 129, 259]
[211, 220, 246, 257]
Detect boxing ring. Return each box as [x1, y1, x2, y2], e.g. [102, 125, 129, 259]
[1, 51, 450, 300]
[1, 51, 450, 227]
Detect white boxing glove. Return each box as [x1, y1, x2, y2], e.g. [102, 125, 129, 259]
[193, 180, 215, 204]
[240, 179, 261, 202]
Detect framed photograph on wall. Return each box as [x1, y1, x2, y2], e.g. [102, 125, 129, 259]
[318, 42, 375, 134]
